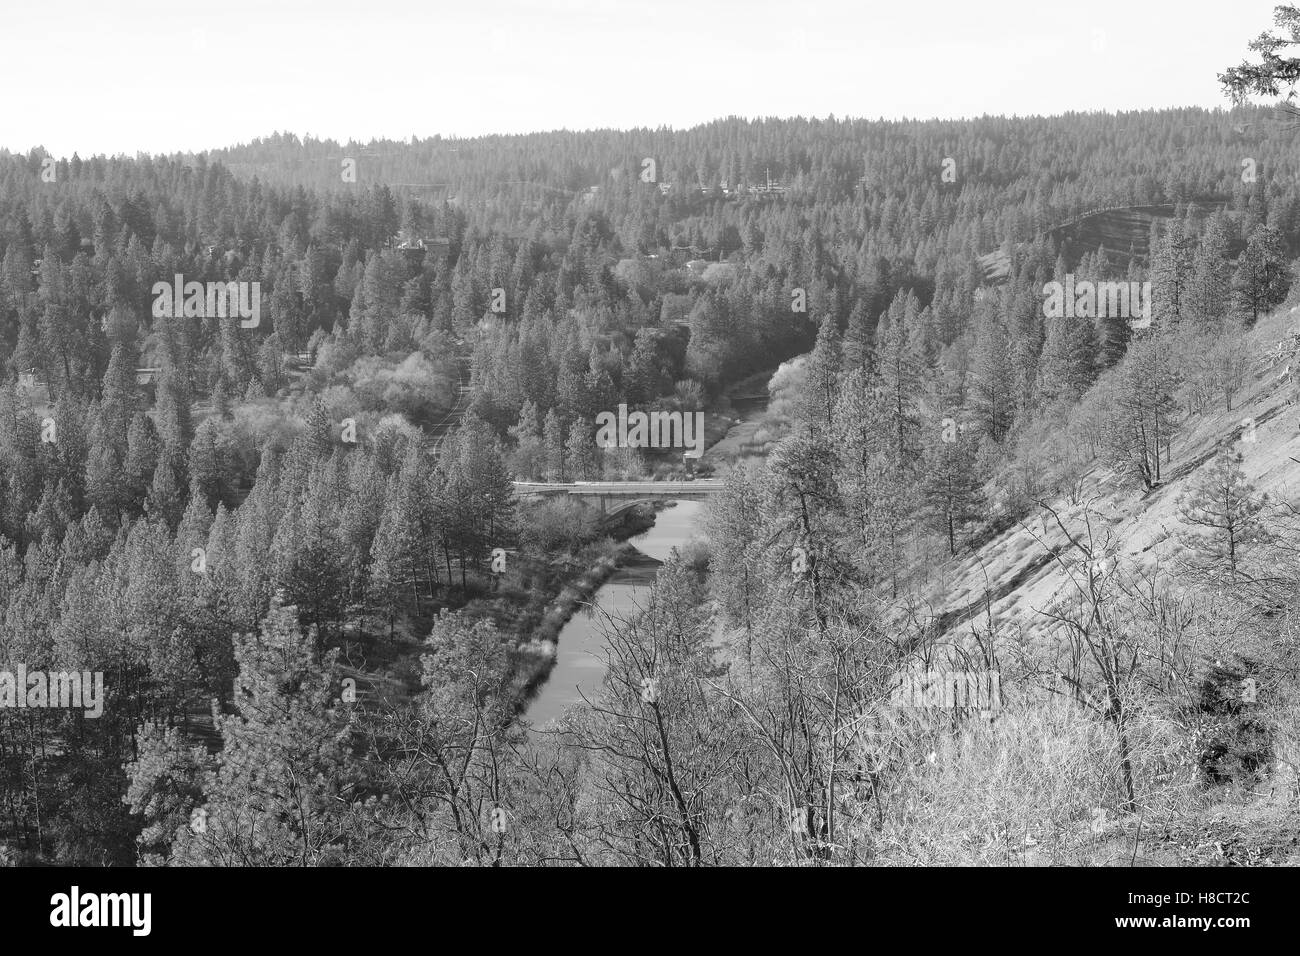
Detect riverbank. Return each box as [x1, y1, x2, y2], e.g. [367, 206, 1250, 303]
[521, 500, 707, 726]
[700, 367, 782, 476]
[510, 541, 655, 708]
[495, 502, 666, 715]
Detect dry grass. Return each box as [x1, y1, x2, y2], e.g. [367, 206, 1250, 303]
[857, 702, 1203, 866]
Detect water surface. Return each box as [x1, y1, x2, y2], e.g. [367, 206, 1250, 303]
[525, 500, 704, 728]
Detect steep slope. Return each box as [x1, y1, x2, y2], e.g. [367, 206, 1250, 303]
[979, 201, 1242, 282]
[919, 306, 1300, 648]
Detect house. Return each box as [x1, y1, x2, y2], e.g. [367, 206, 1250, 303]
[393, 234, 452, 269]
[17, 368, 51, 408]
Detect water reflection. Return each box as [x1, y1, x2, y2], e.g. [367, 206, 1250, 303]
[525, 500, 703, 728]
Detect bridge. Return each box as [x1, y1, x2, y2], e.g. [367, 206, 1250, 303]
[512, 479, 724, 515]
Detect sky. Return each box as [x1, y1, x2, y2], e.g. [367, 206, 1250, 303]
[0, 0, 1284, 157]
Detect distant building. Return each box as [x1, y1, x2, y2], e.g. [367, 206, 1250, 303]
[393, 234, 452, 269]
[744, 167, 788, 196]
[17, 368, 51, 407]
[283, 351, 315, 372]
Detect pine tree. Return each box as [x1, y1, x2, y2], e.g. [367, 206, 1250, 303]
[1186, 216, 1232, 331]
[542, 408, 566, 481]
[1231, 225, 1292, 326]
[920, 430, 982, 555]
[841, 300, 874, 375]
[1102, 337, 1181, 489]
[123, 722, 209, 865]
[188, 418, 226, 508]
[154, 364, 192, 455]
[969, 305, 1015, 442]
[1037, 313, 1098, 405]
[705, 462, 764, 656]
[565, 417, 598, 480]
[1149, 219, 1195, 330]
[85, 436, 125, 518]
[270, 272, 305, 350]
[176, 478, 214, 580]
[168, 595, 361, 866]
[307, 398, 333, 458]
[626, 327, 671, 404]
[759, 433, 849, 628]
[124, 412, 160, 511]
[369, 470, 422, 623]
[876, 291, 923, 461]
[799, 315, 842, 434]
[146, 450, 184, 528]
[1177, 451, 1270, 581]
[509, 400, 545, 480]
[444, 415, 516, 588]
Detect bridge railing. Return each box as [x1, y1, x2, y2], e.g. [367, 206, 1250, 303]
[513, 480, 724, 495]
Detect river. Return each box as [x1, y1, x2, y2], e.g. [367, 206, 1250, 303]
[525, 500, 706, 728]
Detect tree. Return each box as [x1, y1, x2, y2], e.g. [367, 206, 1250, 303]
[1101, 337, 1181, 490]
[759, 433, 851, 630]
[124, 412, 160, 511]
[564, 417, 598, 480]
[123, 723, 208, 865]
[842, 300, 874, 375]
[146, 450, 184, 528]
[270, 270, 306, 350]
[542, 408, 566, 482]
[969, 305, 1015, 442]
[626, 327, 674, 404]
[1231, 225, 1291, 326]
[1220, 5, 1300, 103]
[706, 462, 764, 663]
[367, 610, 521, 866]
[1149, 219, 1195, 330]
[1037, 313, 1098, 406]
[831, 367, 914, 592]
[153, 364, 192, 455]
[876, 291, 924, 460]
[443, 415, 516, 589]
[561, 556, 730, 866]
[509, 400, 544, 481]
[1177, 451, 1271, 581]
[188, 418, 227, 509]
[1186, 216, 1232, 331]
[920, 430, 982, 555]
[307, 398, 333, 458]
[369, 473, 418, 627]
[799, 315, 842, 434]
[168, 595, 362, 866]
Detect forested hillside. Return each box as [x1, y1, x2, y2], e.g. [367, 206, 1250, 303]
[2, 93, 1299, 865]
